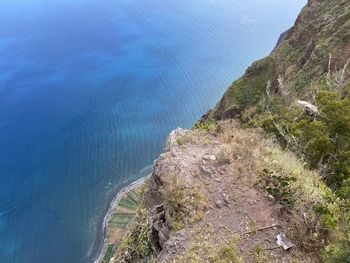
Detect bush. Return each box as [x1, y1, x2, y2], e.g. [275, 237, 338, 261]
[193, 119, 218, 133]
[253, 89, 350, 194]
[116, 204, 154, 262]
[260, 168, 296, 211]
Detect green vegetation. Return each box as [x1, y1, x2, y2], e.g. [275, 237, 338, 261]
[163, 170, 208, 231]
[256, 85, 350, 191]
[118, 194, 138, 209]
[110, 213, 135, 229]
[100, 188, 143, 263]
[204, 0, 350, 259]
[260, 168, 296, 211]
[250, 83, 350, 258]
[224, 56, 275, 110]
[101, 244, 114, 263]
[127, 190, 141, 203]
[260, 150, 340, 253]
[253, 243, 266, 263]
[116, 204, 155, 262]
[193, 118, 218, 132]
[211, 237, 241, 263]
[176, 136, 184, 145]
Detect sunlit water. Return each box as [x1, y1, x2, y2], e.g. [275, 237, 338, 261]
[0, 0, 305, 262]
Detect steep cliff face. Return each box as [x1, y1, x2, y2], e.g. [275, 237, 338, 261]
[206, 0, 350, 120]
[204, 0, 350, 206]
[112, 122, 337, 262]
[106, 1, 350, 262]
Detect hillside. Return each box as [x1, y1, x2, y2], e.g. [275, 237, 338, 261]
[102, 0, 350, 262]
[206, 0, 350, 120]
[111, 122, 338, 262]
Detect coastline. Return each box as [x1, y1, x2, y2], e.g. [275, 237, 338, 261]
[93, 176, 149, 263]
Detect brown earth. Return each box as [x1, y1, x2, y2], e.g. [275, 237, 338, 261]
[139, 121, 319, 262]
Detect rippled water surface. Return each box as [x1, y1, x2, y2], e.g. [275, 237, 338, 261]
[0, 0, 305, 262]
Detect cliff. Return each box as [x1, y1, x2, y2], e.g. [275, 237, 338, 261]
[205, 0, 350, 120]
[107, 121, 340, 262]
[103, 0, 350, 262]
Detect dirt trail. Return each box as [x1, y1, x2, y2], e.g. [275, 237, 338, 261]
[145, 123, 317, 262]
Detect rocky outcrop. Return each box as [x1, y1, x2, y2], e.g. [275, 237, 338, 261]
[114, 121, 333, 262]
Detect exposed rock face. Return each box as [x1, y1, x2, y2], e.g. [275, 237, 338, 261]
[144, 128, 208, 254]
[164, 128, 190, 151]
[111, 0, 350, 261]
[112, 121, 326, 262]
[295, 100, 318, 116]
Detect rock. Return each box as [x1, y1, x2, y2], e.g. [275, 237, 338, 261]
[295, 100, 318, 116]
[165, 128, 190, 150]
[200, 165, 214, 178]
[203, 154, 216, 161]
[214, 177, 222, 183]
[148, 204, 171, 252]
[159, 230, 187, 262]
[215, 200, 223, 208]
[222, 193, 229, 204]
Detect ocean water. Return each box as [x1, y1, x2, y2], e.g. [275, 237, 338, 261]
[0, 0, 306, 262]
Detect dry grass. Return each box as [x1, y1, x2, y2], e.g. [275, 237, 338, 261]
[214, 120, 339, 255]
[215, 121, 268, 179]
[115, 120, 340, 262]
[162, 168, 208, 232]
[260, 148, 339, 252]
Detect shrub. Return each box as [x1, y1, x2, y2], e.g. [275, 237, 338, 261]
[116, 204, 154, 262]
[253, 88, 350, 194]
[260, 168, 296, 211]
[261, 148, 340, 253]
[193, 119, 218, 133]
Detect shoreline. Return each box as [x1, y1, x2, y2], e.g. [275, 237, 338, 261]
[93, 176, 149, 263]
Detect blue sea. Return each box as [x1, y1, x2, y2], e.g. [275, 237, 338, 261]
[0, 0, 305, 262]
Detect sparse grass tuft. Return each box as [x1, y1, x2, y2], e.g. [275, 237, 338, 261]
[163, 169, 208, 232]
[253, 242, 266, 263]
[210, 236, 241, 263]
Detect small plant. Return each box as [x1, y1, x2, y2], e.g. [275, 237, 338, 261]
[312, 203, 337, 230]
[253, 242, 266, 263]
[193, 119, 218, 132]
[163, 170, 208, 232]
[176, 136, 184, 145]
[260, 168, 296, 211]
[323, 241, 350, 263]
[248, 219, 257, 235]
[211, 236, 241, 263]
